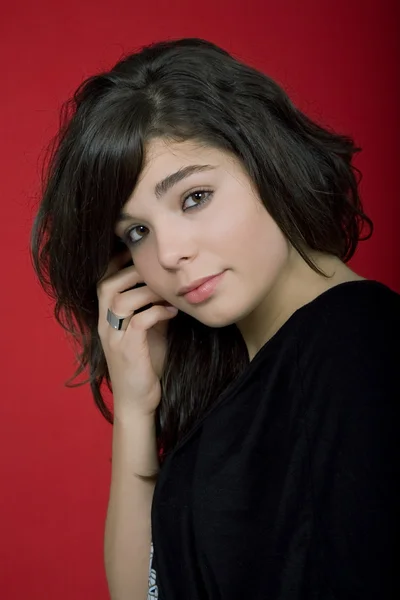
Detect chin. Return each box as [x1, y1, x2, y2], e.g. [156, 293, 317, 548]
[187, 303, 250, 329]
[199, 315, 237, 329]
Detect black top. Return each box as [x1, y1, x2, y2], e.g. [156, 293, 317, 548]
[151, 281, 400, 600]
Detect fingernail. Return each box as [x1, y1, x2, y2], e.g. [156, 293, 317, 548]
[166, 306, 178, 313]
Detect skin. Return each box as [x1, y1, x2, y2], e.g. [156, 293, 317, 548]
[115, 138, 363, 360]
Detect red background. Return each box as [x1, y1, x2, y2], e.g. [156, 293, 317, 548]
[1, 1, 399, 598]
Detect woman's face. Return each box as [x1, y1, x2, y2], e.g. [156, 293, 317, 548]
[115, 138, 291, 328]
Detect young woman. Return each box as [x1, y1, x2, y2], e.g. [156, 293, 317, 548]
[31, 38, 399, 600]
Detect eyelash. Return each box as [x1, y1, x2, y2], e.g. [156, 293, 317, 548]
[122, 189, 214, 247]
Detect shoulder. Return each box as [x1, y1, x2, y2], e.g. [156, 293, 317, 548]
[294, 280, 400, 486]
[294, 280, 400, 417]
[296, 279, 400, 365]
[301, 278, 400, 330]
[294, 282, 400, 597]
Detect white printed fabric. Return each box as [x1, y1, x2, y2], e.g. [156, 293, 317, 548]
[147, 542, 159, 599]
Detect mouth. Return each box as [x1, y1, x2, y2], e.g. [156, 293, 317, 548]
[180, 271, 226, 305]
[177, 272, 225, 296]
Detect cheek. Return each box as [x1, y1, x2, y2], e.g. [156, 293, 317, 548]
[131, 252, 163, 291]
[235, 207, 290, 273]
[201, 202, 251, 249]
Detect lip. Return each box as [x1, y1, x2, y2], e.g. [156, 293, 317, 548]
[177, 272, 225, 296]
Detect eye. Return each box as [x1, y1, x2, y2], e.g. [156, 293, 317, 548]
[122, 190, 213, 247]
[182, 189, 213, 210]
[125, 225, 149, 246]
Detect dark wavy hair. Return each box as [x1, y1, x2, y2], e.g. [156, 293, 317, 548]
[31, 37, 372, 458]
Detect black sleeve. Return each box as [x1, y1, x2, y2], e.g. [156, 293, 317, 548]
[299, 297, 400, 600]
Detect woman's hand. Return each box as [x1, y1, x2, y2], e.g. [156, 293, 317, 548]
[97, 252, 178, 420]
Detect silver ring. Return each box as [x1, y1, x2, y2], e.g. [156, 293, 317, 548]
[106, 308, 131, 331]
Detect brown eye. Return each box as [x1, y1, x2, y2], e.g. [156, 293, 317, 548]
[182, 190, 213, 211]
[126, 225, 149, 245]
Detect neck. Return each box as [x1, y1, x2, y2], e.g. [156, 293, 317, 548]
[237, 250, 363, 360]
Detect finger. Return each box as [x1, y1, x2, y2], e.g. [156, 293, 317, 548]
[109, 287, 170, 319]
[127, 304, 179, 334]
[102, 304, 177, 345]
[99, 248, 132, 283]
[99, 287, 175, 335]
[98, 263, 139, 297]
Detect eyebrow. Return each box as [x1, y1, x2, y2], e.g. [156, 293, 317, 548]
[116, 164, 217, 223]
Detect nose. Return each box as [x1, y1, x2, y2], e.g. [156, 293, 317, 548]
[155, 220, 198, 270]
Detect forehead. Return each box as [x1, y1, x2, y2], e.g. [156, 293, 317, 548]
[136, 138, 235, 189]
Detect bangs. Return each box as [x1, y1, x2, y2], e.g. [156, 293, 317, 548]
[67, 93, 151, 278]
